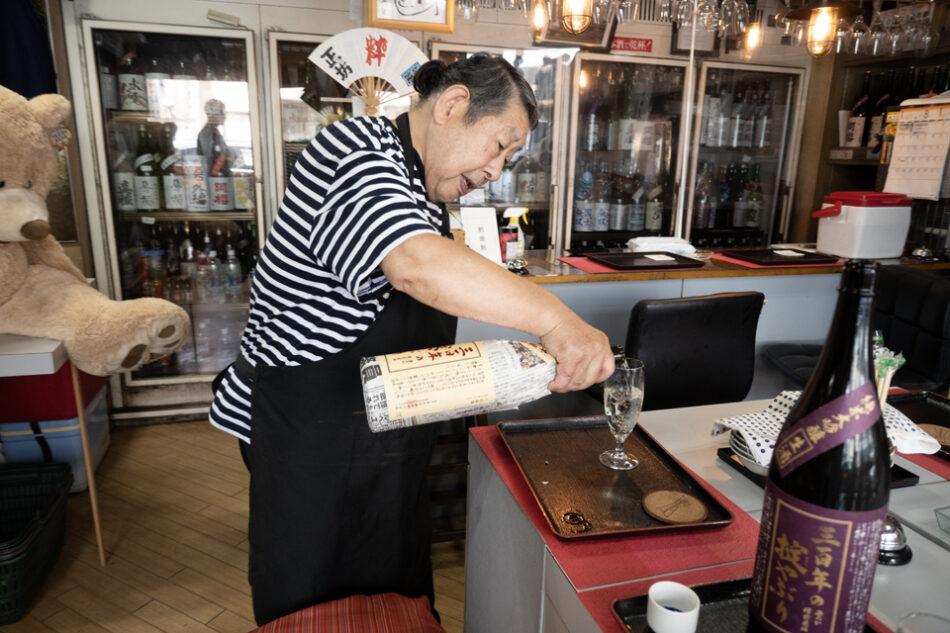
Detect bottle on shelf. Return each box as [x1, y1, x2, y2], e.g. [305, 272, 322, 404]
[715, 77, 734, 149]
[643, 175, 664, 234]
[702, 69, 722, 147]
[580, 100, 607, 152]
[133, 123, 162, 211]
[95, 32, 119, 111]
[746, 164, 763, 228]
[615, 73, 638, 151]
[159, 123, 185, 211]
[747, 260, 889, 633]
[845, 70, 872, 148]
[693, 162, 715, 230]
[117, 43, 148, 112]
[717, 163, 734, 228]
[573, 158, 594, 233]
[208, 142, 233, 211]
[592, 183, 611, 233]
[754, 82, 774, 150]
[729, 81, 747, 149]
[491, 161, 515, 204]
[144, 45, 170, 116]
[224, 246, 244, 302]
[112, 130, 137, 213]
[207, 250, 226, 303]
[515, 155, 541, 204]
[732, 163, 750, 228]
[608, 180, 628, 232]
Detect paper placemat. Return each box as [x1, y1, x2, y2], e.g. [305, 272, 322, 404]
[711, 253, 843, 269]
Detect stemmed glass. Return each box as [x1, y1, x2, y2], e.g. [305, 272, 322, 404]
[897, 613, 950, 633]
[600, 357, 645, 471]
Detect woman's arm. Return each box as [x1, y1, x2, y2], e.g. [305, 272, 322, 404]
[381, 233, 614, 392]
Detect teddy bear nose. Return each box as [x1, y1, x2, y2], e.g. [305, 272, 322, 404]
[20, 220, 51, 240]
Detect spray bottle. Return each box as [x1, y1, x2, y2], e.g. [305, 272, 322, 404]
[499, 207, 527, 264]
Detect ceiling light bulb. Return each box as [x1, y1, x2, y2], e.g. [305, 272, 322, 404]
[805, 6, 837, 58]
[579, 69, 588, 89]
[533, 0, 547, 29]
[562, 0, 593, 34]
[745, 23, 762, 50]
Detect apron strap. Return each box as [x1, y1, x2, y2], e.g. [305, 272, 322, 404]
[394, 112, 451, 238]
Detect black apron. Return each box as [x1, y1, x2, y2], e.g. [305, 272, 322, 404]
[240, 113, 458, 625]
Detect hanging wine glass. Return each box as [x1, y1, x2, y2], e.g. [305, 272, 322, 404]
[593, 0, 610, 25]
[658, 0, 673, 21]
[849, 15, 871, 56]
[618, 0, 639, 24]
[886, 16, 905, 56]
[456, 0, 480, 22]
[868, 11, 888, 56]
[718, 0, 736, 35]
[790, 19, 806, 48]
[834, 18, 851, 54]
[696, 0, 720, 33]
[734, 0, 750, 35]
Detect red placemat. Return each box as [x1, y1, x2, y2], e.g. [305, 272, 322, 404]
[711, 253, 844, 269]
[558, 256, 705, 274]
[900, 452, 950, 480]
[470, 425, 760, 590]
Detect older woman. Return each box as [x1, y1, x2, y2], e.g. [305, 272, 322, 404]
[210, 54, 613, 625]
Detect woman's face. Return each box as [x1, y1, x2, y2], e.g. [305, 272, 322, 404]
[424, 96, 530, 204]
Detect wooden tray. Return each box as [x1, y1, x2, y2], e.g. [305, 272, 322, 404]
[611, 577, 880, 632]
[497, 417, 733, 539]
[888, 391, 950, 461]
[716, 447, 921, 489]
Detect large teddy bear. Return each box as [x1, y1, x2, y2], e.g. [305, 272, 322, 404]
[0, 85, 189, 376]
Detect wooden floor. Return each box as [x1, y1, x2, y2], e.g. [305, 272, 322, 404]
[2, 421, 465, 633]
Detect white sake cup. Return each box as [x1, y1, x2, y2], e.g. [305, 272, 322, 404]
[646, 581, 700, 633]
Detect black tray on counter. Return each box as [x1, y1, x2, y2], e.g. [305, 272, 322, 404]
[716, 447, 921, 488]
[611, 577, 879, 632]
[888, 391, 950, 460]
[498, 417, 733, 539]
[720, 248, 839, 266]
[585, 251, 705, 271]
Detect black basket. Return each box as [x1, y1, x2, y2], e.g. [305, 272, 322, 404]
[0, 462, 73, 625]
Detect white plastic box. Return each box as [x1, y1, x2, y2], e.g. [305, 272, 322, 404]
[814, 191, 912, 259]
[0, 387, 110, 493]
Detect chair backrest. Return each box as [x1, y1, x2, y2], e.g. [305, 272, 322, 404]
[624, 291, 765, 411]
[872, 265, 950, 392]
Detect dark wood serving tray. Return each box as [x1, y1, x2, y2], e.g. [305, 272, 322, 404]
[497, 417, 733, 539]
[611, 577, 879, 632]
[716, 447, 921, 488]
[888, 391, 950, 461]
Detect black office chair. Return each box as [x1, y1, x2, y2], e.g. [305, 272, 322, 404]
[623, 291, 765, 411]
[765, 265, 950, 393]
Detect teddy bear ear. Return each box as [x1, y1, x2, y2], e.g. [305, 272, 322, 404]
[27, 94, 71, 132]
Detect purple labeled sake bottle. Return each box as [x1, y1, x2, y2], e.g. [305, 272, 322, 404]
[748, 260, 890, 633]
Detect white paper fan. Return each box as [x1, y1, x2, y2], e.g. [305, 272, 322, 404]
[309, 28, 428, 116]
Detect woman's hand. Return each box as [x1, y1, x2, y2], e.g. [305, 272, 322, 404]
[539, 315, 614, 393]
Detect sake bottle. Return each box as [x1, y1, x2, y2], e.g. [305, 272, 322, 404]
[748, 260, 890, 633]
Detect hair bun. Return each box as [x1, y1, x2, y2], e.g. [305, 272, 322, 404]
[412, 60, 447, 98]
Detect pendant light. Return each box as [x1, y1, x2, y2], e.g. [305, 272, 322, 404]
[562, 0, 594, 34]
[787, 0, 861, 58]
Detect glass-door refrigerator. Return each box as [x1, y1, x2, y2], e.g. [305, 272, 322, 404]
[81, 20, 265, 409]
[686, 62, 806, 248]
[562, 53, 690, 254]
[429, 42, 577, 253]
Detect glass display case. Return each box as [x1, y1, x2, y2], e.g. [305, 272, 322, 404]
[82, 21, 264, 386]
[687, 63, 806, 247]
[563, 53, 689, 254]
[430, 42, 577, 253]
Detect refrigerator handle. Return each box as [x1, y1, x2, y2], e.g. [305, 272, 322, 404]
[549, 183, 561, 256]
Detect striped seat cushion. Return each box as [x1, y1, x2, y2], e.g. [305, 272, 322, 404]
[249, 593, 445, 633]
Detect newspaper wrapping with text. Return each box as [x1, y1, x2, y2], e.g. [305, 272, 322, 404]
[361, 340, 557, 432]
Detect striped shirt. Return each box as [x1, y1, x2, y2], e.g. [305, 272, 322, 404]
[209, 116, 443, 443]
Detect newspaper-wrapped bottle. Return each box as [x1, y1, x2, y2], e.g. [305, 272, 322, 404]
[361, 340, 557, 432]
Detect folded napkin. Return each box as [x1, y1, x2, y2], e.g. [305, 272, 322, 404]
[627, 236, 697, 255]
[712, 390, 941, 467]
